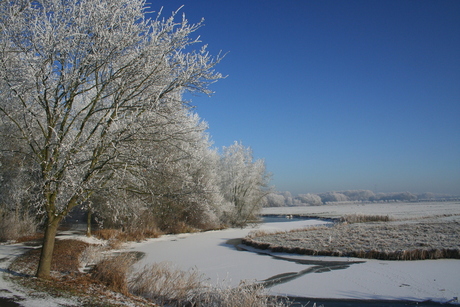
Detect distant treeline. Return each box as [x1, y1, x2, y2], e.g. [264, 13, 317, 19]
[265, 190, 458, 207]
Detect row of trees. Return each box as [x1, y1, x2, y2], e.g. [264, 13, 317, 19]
[266, 190, 448, 207]
[0, 0, 269, 279]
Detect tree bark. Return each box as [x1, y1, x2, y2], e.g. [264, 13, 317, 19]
[86, 207, 92, 237]
[36, 216, 61, 279]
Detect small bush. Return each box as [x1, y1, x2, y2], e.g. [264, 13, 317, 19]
[79, 244, 107, 269]
[122, 227, 163, 241]
[93, 227, 162, 243]
[93, 228, 121, 241]
[198, 281, 290, 307]
[129, 262, 291, 307]
[91, 253, 137, 295]
[161, 221, 199, 235]
[129, 262, 204, 305]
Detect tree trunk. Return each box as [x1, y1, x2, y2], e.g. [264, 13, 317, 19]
[86, 208, 92, 237]
[36, 216, 61, 279]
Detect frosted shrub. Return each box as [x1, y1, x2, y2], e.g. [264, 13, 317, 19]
[198, 281, 291, 307]
[129, 262, 205, 305]
[340, 214, 391, 223]
[79, 245, 107, 270]
[129, 262, 292, 306]
[92, 253, 137, 295]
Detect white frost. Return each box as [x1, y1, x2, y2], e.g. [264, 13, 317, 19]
[128, 202, 460, 304]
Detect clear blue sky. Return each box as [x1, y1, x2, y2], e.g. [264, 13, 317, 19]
[150, 0, 460, 196]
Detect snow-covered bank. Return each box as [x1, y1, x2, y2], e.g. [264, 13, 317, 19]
[128, 202, 460, 304]
[0, 243, 81, 307]
[0, 224, 112, 307]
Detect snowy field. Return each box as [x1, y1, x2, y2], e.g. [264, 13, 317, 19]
[129, 201, 460, 305]
[261, 201, 460, 221]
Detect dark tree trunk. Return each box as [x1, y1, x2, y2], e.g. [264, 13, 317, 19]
[36, 215, 61, 279]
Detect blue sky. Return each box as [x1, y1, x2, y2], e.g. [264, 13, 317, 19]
[150, 0, 460, 196]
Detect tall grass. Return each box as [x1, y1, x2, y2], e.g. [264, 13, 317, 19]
[92, 227, 163, 250]
[93, 227, 162, 242]
[91, 253, 137, 295]
[129, 262, 204, 305]
[197, 281, 290, 307]
[128, 262, 291, 306]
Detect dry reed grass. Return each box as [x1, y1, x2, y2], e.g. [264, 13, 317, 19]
[91, 253, 137, 295]
[129, 262, 292, 306]
[161, 221, 201, 234]
[340, 214, 391, 223]
[129, 262, 204, 305]
[93, 228, 120, 240]
[79, 244, 107, 269]
[197, 281, 291, 307]
[93, 227, 163, 248]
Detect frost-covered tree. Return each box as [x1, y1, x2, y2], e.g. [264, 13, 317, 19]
[218, 142, 271, 226]
[297, 193, 322, 206]
[95, 102, 224, 233]
[281, 191, 301, 206]
[371, 191, 417, 202]
[0, 0, 222, 278]
[341, 190, 375, 201]
[142, 108, 223, 231]
[417, 192, 435, 200]
[265, 192, 287, 207]
[319, 191, 349, 203]
[0, 124, 40, 239]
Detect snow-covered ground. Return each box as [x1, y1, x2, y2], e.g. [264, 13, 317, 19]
[128, 202, 460, 305]
[0, 228, 106, 307]
[262, 201, 460, 221]
[0, 243, 82, 307]
[1, 202, 459, 305]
